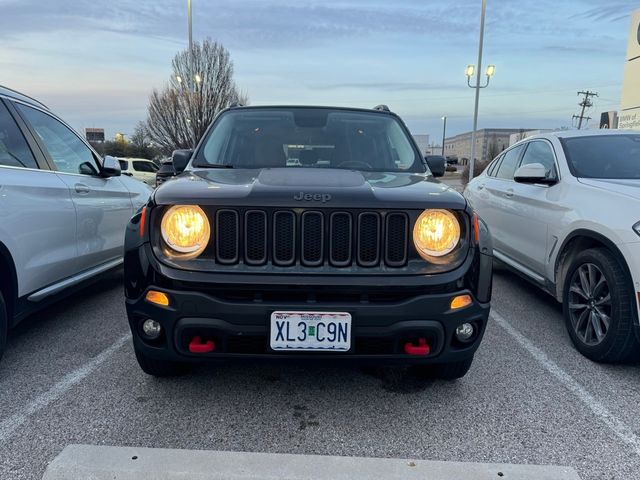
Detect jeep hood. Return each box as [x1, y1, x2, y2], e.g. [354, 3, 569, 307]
[153, 167, 466, 210]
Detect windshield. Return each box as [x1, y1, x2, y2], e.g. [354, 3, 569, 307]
[193, 108, 424, 173]
[561, 134, 640, 179]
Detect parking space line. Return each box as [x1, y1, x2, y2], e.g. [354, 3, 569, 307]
[0, 333, 131, 443]
[491, 310, 640, 457]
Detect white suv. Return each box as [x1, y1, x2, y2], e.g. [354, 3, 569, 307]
[0, 86, 151, 362]
[117, 157, 159, 186]
[465, 130, 640, 363]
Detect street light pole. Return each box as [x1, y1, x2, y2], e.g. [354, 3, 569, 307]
[469, 0, 486, 180]
[187, 0, 193, 53]
[441, 116, 447, 157]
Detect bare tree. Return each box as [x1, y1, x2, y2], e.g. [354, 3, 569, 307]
[146, 39, 248, 153]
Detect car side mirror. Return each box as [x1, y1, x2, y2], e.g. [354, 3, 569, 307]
[425, 156, 446, 178]
[101, 155, 121, 177]
[514, 163, 556, 185]
[172, 149, 193, 173]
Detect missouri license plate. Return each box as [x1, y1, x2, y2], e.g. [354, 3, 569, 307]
[270, 311, 352, 352]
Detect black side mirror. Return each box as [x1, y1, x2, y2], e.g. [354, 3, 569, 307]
[425, 156, 446, 178]
[101, 156, 121, 177]
[172, 149, 193, 173]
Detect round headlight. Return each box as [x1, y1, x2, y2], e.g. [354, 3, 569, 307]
[413, 209, 461, 258]
[161, 205, 210, 259]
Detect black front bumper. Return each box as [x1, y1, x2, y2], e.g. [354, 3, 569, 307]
[126, 267, 490, 366]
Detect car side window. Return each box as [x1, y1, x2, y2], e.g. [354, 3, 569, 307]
[519, 141, 557, 178]
[0, 101, 38, 169]
[486, 154, 503, 177]
[133, 161, 158, 172]
[495, 145, 524, 180]
[118, 160, 128, 171]
[16, 103, 99, 175]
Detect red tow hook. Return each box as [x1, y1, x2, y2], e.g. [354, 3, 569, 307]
[404, 338, 430, 356]
[188, 336, 215, 353]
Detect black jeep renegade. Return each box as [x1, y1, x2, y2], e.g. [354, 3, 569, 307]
[124, 105, 492, 379]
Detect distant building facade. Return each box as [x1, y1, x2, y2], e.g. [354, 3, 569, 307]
[444, 128, 528, 164]
[85, 128, 105, 143]
[412, 134, 430, 155]
[620, 9, 640, 130]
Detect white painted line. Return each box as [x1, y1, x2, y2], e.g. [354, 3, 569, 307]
[492, 310, 640, 457]
[0, 333, 131, 443]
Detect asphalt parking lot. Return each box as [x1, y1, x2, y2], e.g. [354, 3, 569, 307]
[1, 267, 639, 480]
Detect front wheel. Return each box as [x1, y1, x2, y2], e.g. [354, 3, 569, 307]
[134, 345, 189, 377]
[563, 248, 639, 363]
[411, 357, 474, 380]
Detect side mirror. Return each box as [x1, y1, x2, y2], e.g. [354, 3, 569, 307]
[425, 156, 446, 178]
[514, 163, 556, 185]
[172, 149, 193, 173]
[101, 156, 121, 177]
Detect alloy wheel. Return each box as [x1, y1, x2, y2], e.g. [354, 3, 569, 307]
[568, 263, 612, 346]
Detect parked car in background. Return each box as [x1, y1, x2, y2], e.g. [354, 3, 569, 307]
[124, 105, 493, 379]
[465, 130, 640, 363]
[0, 86, 151, 362]
[155, 158, 176, 187]
[118, 157, 159, 186]
[445, 156, 458, 165]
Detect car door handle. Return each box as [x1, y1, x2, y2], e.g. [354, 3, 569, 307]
[477, 184, 485, 190]
[505, 189, 514, 197]
[74, 183, 91, 194]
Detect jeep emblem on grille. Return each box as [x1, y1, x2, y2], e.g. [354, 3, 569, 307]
[294, 192, 332, 203]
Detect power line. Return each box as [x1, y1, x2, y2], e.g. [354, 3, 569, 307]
[572, 90, 598, 129]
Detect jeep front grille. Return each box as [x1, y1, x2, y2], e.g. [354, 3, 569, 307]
[212, 209, 409, 268]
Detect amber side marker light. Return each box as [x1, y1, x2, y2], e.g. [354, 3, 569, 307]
[451, 294, 472, 310]
[145, 290, 170, 307]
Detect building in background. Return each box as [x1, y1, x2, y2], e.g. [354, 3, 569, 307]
[509, 129, 556, 146]
[444, 128, 530, 164]
[85, 128, 105, 143]
[412, 134, 430, 154]
[620, 9, 640, 130]
[599, 111, 619, 129]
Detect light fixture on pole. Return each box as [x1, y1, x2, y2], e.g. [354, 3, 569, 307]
[466, 0, 496, 180]
[441, 116, 447, 157]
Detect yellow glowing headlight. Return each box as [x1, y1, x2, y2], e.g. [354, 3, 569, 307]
[413, 209, 461, 258]
[160, 205, 210, 259]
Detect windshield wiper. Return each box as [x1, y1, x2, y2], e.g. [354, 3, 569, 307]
[197, 164, 234, 169]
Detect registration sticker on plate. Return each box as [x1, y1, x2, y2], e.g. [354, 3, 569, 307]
[270, 311, 352, 352]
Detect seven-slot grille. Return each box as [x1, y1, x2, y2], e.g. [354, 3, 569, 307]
[212, 209, 409, 268]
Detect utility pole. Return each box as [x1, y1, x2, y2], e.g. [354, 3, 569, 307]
[572, 90, 598, 129]
[441, 116, 447, 157]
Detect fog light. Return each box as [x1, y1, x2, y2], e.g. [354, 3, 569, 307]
[142, 319, 162, 339]
[455, 323, 474, 342]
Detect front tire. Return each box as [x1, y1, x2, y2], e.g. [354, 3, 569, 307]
[0, 292, 7, 364]
[411, 357, 474, 380]
[562, 248, 639, 363]
[134, 345, 189, 377]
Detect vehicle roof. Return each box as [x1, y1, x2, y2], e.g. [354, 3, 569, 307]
[0, 85, 49, 110]
[534, 129, 639, 140]
[118, 157, 155, 161]
[227, 105, 397, 116]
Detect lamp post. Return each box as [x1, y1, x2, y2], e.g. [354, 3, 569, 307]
[441, 116, 447, 157]
[466, 0, 495, 178]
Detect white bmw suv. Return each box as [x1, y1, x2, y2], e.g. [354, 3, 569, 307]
[465, 129, 640, 363]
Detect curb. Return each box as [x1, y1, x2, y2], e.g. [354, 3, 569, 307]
[42, 445, 581, 480]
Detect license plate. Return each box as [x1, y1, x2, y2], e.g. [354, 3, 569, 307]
[270, 311, 351, 352]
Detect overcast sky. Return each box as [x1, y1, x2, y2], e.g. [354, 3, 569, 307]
[0, 0, 635, 140]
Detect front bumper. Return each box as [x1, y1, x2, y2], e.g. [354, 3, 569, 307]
[126, 279, 490, 365]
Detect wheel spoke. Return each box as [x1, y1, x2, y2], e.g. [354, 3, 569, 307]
[594, 307, 611, 331]
[578, 267, 592, 296]
[592, 274, 606, 298]
[590, 312, 605, 341]
[587, 264, 597, 294]
[570, 284, 589, 300]
[569, 302, 587, 311]
[575, 308, 590, 337]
